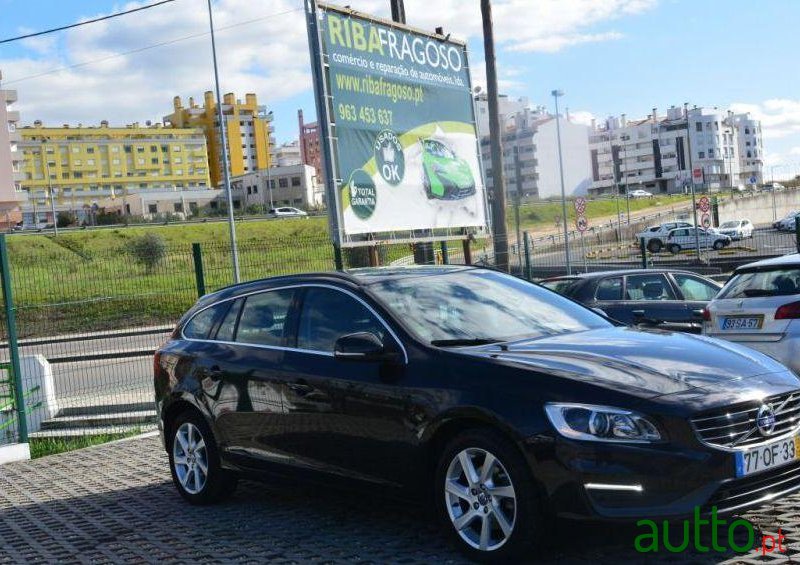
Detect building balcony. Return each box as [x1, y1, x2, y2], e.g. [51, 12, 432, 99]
[3, 90, 17, 104]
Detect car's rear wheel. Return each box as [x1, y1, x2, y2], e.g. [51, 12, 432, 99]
[647, 239, 662, 253]
[168, 409, 237, 504]
[435, 429, 546, 561]
[712, 240, 725, 250]
[669, 244, 681, 254]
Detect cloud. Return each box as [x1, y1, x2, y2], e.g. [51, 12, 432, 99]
[730, 98, 800, 140]
[568, 110, 596, 126]
[0, 0, 657, 134]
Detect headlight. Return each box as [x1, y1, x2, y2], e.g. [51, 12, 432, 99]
[544, 403, 662, 443]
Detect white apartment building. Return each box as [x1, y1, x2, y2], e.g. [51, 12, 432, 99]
[274, 140, 302, 167]
[588, 104, 763, 196]
[479, 104, 592, 199]
[0, 72, 24, 227]
[230, 164, 323, 210]
[474, 93, 536, 139]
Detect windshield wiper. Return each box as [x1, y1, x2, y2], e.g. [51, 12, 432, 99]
[742, 289, 776, 297]
[430, 338, 503, 347]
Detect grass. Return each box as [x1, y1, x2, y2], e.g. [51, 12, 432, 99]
[29, 429, 141, 459]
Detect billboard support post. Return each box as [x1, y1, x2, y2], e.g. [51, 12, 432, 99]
[481, 0, 509, 272]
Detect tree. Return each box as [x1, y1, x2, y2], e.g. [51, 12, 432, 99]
[56, 212, 75, 228]
[130, 232, 167, 273]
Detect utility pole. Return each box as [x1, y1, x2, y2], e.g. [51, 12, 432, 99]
[684, 107, 702, 257]
[553, 89, 571, 275]
[390, 0, 406, 23]
[481, 0, 509, 272]
[207, 0, 240, 283]
[38, 138, 58, 235]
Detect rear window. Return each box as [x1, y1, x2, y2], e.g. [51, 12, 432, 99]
[718, 267, 800, 299]
[540, 279, 579, 296]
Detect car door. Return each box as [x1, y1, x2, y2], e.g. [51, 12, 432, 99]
[670, 273, 721, 332]
[279, 285, 415, 486]
[621, 273, 689, 331]
[206, 288, 298, 468]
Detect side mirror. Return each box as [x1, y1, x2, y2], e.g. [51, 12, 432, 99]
[334, 332, 394, 362]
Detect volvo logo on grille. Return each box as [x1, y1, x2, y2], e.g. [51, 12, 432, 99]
[756, 404, 777, 436]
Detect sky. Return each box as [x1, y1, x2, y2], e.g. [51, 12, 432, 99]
[1, 0, 800, 179]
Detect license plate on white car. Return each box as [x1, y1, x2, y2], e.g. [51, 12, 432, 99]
[735, 435, 800, 477]
[721, 316, 764, 330]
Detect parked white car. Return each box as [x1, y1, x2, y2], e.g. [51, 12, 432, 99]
[715, 219, 754, 240]
[629, 189, 653, 198]
[268, 207, 308, 218]
[635, 221, 694, 253]
[665, 226, 731, 253]
[703, 253, 800, 374]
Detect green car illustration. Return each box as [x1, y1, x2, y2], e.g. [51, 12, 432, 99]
[421, 139, 476, 200]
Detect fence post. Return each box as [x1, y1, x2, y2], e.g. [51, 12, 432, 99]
[639, 237, 647, 269]
[333, 243, 344, 271]
[462, 237, 472, 265]
[523, 231, 532, 280]
[0, 234, 27, 443]
[192, 243, 206, 298]
[440, 241, 449, 265]
[795, 214, 800, 253]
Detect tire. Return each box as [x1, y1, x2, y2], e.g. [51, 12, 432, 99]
[669, 244, 681, 254]
[647, 239, 662, 253]
[434, 429, 548, 562]
[167, 409, 238, 505]
[712, 240, 724, 250]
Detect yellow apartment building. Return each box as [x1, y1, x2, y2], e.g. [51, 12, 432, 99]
[163, 91, 274, 187]
[19, 121, 210, 212]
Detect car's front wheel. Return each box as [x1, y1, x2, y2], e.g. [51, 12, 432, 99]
[168, 409, 238, 504]
[435, 429, 546, 561]
[713, 240, 725, 250]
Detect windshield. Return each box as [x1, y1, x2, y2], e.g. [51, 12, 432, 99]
[540, 278, 580, 295]
[720, 221, 739, 228]
[718, 267, 800, 299]
[367, 269, 610, 344]
[424, 139, 455, 159]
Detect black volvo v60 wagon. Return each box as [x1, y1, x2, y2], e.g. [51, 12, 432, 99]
[154, 266, 800, 561]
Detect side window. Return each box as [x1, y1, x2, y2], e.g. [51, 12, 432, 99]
[215, 299, 244, 342]
[673, 274, 720, 301]
[183, 302, 228, 340]
[298, 288, 386, 352]
[235, 290, 295, 346]
[625, 274, 676, 301]
[595, 277, 623, 301]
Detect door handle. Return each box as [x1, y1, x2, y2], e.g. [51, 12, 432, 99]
[287, 380, 315, 396]
[632, 309, 645, 318]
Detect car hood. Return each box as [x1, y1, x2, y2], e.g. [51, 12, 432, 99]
[459, 327, 798, 400]
[432, 158, 473, 186]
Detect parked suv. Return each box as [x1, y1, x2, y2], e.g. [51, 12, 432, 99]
[704, 253, 800, 374]
[716, 219, 754, 240]
[636, 221, 694, 253]
[666, 226, 731, 254]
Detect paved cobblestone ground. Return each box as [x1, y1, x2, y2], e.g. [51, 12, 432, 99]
[1, 435, 798, 564]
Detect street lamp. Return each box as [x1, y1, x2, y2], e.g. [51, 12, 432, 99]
[265, 110, 274, 211]
[552, 89, 571, 275]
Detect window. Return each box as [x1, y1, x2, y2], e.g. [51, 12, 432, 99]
[150, 145, 157, 153]
[291, 176, 301, 187]
[73, 172, 83, 179]
[215, 300, 243, 342]
[72, 147, 80, 154]
[708, 149, 713, 158]
[745, 128, 750, 134]
[695, 122, 703, 132]
[87, 159, 95, 166]
[298, 288, 385, 352]
[625, 274, 676, 301]
[138, 158, 145, 165]
[174, 202, 184, 213]
[148, 204, 158, 214]
[278, 178, 288, 188]
[236, 290, 295, 346]
[137, 147, 144, 153]
[87, 147, 95, 154]
[124, 145, 132, 153]
[595, 277, 623, 301]
[673, 274, 720, 301]
[720, 268, 800, 299]
[183, 302, 229, 340]
[112, 159, 120, 165]
[161, 145, 168, 153]
[61, 172, 69, 179]
[698, 151, 705, 159]
[151, 158, 158, 164]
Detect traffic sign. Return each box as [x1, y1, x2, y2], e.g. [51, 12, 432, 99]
[749, 175, 757, 185]
[576, 215, 589, 233]
[698, 196, 710, 213]
[574, 197, 587, 216]
[701, 213, 711, 228]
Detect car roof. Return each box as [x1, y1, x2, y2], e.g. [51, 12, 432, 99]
[735, 253, 800, 272]
[542, 268, 707, 281]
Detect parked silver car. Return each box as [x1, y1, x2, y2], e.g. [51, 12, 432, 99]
[666, 226, 731, 254]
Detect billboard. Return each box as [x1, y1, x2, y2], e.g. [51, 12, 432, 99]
[306, 2, 487, 240]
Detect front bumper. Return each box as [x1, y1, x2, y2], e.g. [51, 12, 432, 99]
[525, 436, 800, 520]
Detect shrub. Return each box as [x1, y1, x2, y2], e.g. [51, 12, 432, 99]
[129, 232, 167, 273]
[56, 212, 76, 228]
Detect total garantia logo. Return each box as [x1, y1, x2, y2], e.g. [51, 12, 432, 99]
[635, 506, 787, 556]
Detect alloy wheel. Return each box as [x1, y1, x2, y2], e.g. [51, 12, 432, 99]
[444, 447, 517, 552]
[173, 422, 208, 495]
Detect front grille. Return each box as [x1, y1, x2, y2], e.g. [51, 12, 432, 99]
[703, 460, 800, 514]
[691, 390, 800, 449]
